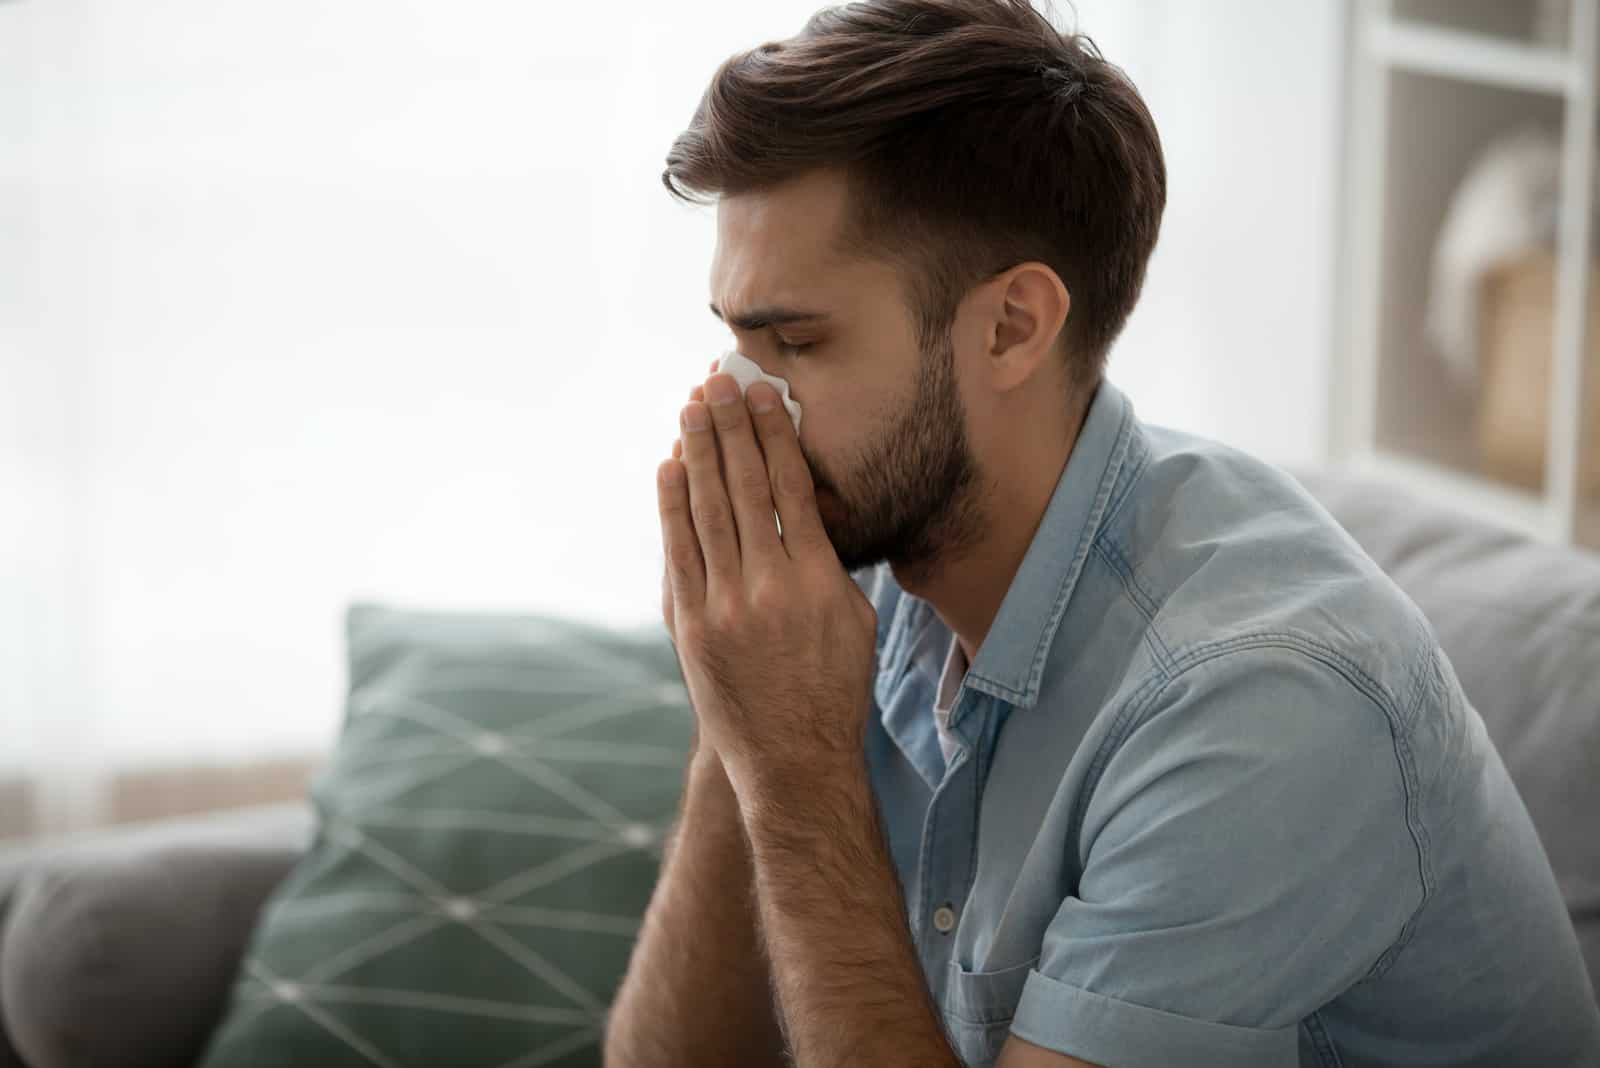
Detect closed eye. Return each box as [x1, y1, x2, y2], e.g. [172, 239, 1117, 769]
[776, 337, 815, 356]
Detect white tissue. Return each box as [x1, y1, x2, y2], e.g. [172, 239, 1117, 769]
[717, 350, 802, 433]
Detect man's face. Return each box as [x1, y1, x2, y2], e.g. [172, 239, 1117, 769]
[709, 169, 985, 576]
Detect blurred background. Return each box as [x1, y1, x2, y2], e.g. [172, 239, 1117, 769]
[1, 0, 1596, 839]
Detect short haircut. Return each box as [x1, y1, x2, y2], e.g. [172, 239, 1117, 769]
[664, 0, 1167, 390]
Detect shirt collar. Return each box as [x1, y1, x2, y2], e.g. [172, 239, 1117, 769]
[879, 377, 1140, 714]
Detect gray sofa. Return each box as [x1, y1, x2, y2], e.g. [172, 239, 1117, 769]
[1, 469, 1596, 1068]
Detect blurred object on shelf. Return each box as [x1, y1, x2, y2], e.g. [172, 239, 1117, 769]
[1478, 249, 1600, 493]
[1426, 126, 1568, 387]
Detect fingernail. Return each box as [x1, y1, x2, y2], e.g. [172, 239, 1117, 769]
[682, 404, 709, 432]
[707, 376, 739, 406]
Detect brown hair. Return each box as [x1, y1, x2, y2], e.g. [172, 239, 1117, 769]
[663, 0, 1166, 391]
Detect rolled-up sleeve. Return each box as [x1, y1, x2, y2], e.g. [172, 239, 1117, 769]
[1009, 644, 1426, 1068]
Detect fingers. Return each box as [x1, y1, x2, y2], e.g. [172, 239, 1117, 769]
[660, 371, 714, 631]
[685, 374, 739, 558]
[745, 381, 829, 557]
[702, 373, 783, 567]
[687, 381, 722, 479]
[660, 358, 753, 618]
[679, 398, 742, 590]
[658, 448, 705, 621]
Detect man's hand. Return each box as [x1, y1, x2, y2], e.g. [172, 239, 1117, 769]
[652, 364, 973, 1067]
[656, 367, 878, 801]
[660, 359, 719, 648]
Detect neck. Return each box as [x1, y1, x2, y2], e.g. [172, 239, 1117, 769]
[890, 393, 1089, 665]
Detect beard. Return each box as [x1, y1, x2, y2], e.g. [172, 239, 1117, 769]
[806, 330, 986, 578]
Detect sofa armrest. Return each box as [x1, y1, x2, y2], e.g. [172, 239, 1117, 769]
[0, 802, 314, 1068]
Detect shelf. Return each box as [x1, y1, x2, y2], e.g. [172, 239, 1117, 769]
[1368, 17, 1577, 96]
[1337, 1, 1600, 552]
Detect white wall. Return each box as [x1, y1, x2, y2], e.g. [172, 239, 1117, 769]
[0, 0, 1344, 813]
[1, 6, 99, 817]
[1078, 0, 1345, 466]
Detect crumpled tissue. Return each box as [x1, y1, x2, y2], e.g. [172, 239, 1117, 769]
[716, 350, 802, 433]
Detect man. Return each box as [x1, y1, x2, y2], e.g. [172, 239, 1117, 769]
[605, 1, 1600, 1065]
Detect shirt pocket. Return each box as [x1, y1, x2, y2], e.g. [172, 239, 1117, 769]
[939, 954, 1040, 1066]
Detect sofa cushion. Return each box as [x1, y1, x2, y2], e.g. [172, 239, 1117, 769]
[1294, 469, 1600, 990]
[0, 803, 313, 1068]
[198, 604, 691, 1068]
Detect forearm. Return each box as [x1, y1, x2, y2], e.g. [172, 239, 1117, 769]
[740, 758, 961, 1068]
[604, 748, 788, 1068]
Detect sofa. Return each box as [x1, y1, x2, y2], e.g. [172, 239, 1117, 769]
[1, 468, 1596, 1067]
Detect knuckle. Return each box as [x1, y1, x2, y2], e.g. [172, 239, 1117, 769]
[732, 464, 770, 499]
[749, 580, 784, 616]
[774, 463, 815, 502]
[691, 499, 729, 530]
[665, 543, 699, 580]
[705, 592, 744, 628]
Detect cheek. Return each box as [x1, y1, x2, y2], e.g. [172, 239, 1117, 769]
[796, 393, 860, 481]
[795, 432, 824, 487]
[793, 439, 832, 498]
[792, 379, 876, 488]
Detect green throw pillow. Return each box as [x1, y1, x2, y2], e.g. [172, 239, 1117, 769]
[199, 603, 693, 1068]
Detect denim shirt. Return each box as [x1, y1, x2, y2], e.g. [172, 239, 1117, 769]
[856, 379, 1600, 1068]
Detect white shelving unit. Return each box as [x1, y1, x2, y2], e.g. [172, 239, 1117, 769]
[1334, 0, 1600, 549]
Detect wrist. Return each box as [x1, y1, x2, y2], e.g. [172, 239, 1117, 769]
[684, 746, 745, 823]
[737, 753, 872, 842]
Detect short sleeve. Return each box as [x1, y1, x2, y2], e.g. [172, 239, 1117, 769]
[1009, 645, 1424, 1068]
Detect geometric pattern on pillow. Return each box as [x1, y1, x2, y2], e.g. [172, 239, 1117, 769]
[197, 604, 693, 1068]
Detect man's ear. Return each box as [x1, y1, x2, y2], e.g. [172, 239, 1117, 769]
[986, 262, 1070, 392]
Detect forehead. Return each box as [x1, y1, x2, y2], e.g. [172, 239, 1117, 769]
[709, 170, 859, 313]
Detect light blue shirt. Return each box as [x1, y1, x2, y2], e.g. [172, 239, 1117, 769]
[855, 379, 1600, 1067]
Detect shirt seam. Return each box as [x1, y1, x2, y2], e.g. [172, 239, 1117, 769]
[1096, 430, 1150, 535]
[1302, 1011, 1343, 1067]
[1090, 536, 1177, 676]
[1068, 631, 1433, 987]
[1359, 640, 1441, 982]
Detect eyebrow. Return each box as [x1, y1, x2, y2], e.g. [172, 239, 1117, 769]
[708, 302, 832, 331]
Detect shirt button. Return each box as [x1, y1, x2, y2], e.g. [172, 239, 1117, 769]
[932, 904, 957, 934]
